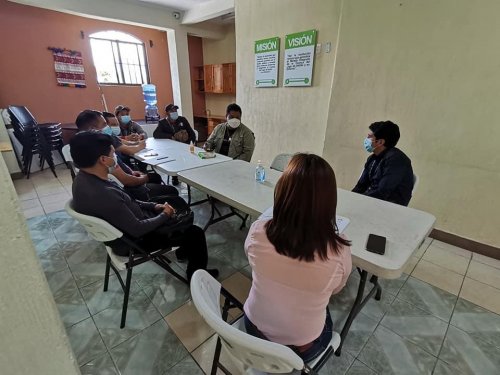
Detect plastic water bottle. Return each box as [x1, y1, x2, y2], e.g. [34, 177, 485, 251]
[142, 84, 157, 105]
[189, 141, 195, 154]
[255, 160, 266, 182]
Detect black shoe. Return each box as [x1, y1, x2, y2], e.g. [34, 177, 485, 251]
[187, 268, 219, 282]
[175, 248, 188, 263]
[172, 176, 179, 186]
[206, 268, 219, 279]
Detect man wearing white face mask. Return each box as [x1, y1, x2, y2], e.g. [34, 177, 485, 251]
[352, 121, 414, 206]
[153, 104, 196, 144]
[115, 105, 147, 141]
[204, 103, 255, 162]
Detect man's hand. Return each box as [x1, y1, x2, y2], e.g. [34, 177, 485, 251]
[173, 130, 189, 143]
[162, 204, 175, 217]
[128, 133, 140, 142]
[135, 141, 146, 152]
[154, 203, 176, 217]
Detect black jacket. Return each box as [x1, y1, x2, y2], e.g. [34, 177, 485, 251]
[352, 147, 414, 206]
[153, 116, 196, 144]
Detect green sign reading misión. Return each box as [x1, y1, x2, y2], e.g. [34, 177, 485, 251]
[255, 37, 279, 54]
[254, 36, 280, 88]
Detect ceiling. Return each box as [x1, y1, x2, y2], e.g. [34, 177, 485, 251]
[137, 0, 213, 11]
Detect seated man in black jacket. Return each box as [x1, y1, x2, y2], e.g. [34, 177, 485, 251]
[353, 121, 414, 206]
[154, 104, 197, 185]
[70, 131, 218, 280]
[153, 104, 196, 144]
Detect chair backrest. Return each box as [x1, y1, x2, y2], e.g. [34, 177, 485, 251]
[62, 144, 72, 162]
[8, 105, 37, 127]
[270, 153, 293, 172]
[62, 144, 80, 177]
[412, 173, 419, 194]
[190, 270, 304, 374]
[65, 199, 123, 242]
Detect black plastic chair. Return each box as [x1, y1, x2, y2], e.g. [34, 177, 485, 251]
[8, 105, 64, 178]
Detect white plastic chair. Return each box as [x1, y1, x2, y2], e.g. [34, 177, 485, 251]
[65, 199, 187, 328]
[194, 129, 199, 142]
[412, 173, 419, 194]
[270, 153, 293, 172]
[190, 270, 341, 374]
[62, 144, 79, 180]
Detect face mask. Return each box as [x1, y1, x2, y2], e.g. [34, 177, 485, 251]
[105, 154, 118, 174]
[227, 118, 241, 129]
[120, 115, 131, 124]
[111, 126, 121, 136]
[101, 125, 113, 136]
[169, 112, 179, 121]
[364, 137, 374, 153]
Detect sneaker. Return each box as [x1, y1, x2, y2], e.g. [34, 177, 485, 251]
[172, 176, 180, 186]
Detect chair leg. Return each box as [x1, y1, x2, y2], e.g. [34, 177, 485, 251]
[103, 255, 111, 292]
[211, 337, 223, 375]
[120, 268, 133, 329]
[239, 214, 249, 230]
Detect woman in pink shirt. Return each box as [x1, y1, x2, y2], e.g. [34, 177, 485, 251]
[243, 153, 352, 362]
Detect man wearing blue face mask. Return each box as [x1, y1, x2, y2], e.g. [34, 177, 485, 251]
[115, 105, 147, 141]
[153, 104, 196, 144]
[352, 121, 414, 206]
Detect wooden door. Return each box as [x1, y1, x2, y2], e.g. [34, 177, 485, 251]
[212, 64, 224, 93]
[203, 65, 214, 93]
[222, 63, 236, 94]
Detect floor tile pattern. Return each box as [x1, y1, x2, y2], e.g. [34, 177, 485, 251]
[17, 166, 500, 374]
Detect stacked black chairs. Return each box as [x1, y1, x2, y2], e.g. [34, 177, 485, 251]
[8, 105, 64, 179]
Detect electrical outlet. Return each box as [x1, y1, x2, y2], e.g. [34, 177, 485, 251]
[316, 43, 322, 54]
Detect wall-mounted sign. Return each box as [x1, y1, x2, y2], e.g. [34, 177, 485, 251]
[254, 37, 279, 87]
[283, 29, 317, 87]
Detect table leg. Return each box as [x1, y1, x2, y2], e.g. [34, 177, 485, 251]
[335, 269, 382, 356]
[202, 197, 248, 232]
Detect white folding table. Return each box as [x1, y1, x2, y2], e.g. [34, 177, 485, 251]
[134, 138, 232, 204]
[178, 159, 436, 354]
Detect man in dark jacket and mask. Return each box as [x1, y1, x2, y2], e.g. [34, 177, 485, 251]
[353, 121, 414, 206]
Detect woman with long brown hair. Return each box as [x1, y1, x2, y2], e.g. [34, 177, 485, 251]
[243, 153, 352, 362]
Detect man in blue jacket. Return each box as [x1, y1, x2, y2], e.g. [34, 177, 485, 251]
[353, 121, 414, 206]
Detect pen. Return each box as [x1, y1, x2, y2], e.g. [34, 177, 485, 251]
[156, 156, 169, 160]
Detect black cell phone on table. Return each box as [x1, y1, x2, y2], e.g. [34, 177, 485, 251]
[366, 234, 386, 255]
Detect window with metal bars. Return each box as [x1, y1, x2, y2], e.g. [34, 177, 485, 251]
[89, 31, 150, 85]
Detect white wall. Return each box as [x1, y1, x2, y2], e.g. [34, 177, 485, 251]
[0, 155, 79, 375]
[323, 0, 500, 247]
[235, 0, 342, 164]
[235, 0, 500, 246]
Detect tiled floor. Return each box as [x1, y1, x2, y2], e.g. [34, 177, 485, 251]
[14, 165, 500, 374]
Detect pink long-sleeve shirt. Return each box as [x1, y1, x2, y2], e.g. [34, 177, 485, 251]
[243, 219, 352, 346]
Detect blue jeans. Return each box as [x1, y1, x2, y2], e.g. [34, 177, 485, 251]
[244, 308, 333, 363]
